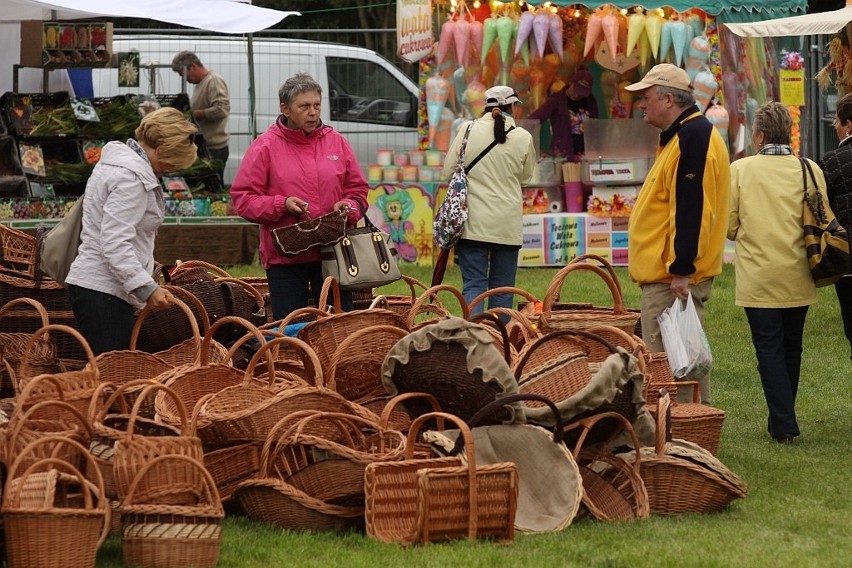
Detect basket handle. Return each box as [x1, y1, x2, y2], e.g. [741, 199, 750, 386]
[406, 284, 471, 329]
[326, 324, 408, 395]
[6, 398, 93, 463]
[585, 325, 646, 374]
[14, 372, 66, 407]
[655, 388, 672, 457]
[467, 286, 541, 314]
[123, 453, 223, 513]
[215, 276, 265, 307]
[406, 411, 479, 540]
[19, 324, 98, 382]
[468, 312, 512, 365]
[268, 306, 331, 330]
[569, 253, 624, 298]
[513, 329, 617, 382]
[280, 411, 405, 462]
[130, 295, 202, 363]
[94, 378, 152, 424]
[458, 393, 565, 450]
[541, 262, 626, 314]
[126, 381, 191, 437]
[224, 326, 284, 366]
[164, 285, 212, 335]
[317, 276, 343, 313]
[204, 315, 265, 366]
[379, 392, 444, 431]
[171, 259, 231, 279]
[244, 335, 324, 389]
[0, 297, 51, 328]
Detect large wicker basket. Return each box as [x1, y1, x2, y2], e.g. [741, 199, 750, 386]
[540, 262, 640, 335]
[0, 297, 60, 394]
[364, 411, 518, 545]
[2, 436, 110, 568]
[122, 454, 224, 568]
[325, 324, 409, 403]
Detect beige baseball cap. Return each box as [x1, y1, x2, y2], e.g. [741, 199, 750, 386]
[624, 64, 693, 92]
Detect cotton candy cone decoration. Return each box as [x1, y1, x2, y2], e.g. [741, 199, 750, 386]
[601, 12, 619, 59]
[705, 104, 729, 143]
[644, 13, 662, 59]
[482, 17, 498, 65]
[533, 12, 550, 59]
[426, 74, 450, 147]
[693, 70, 717, 112]
[469, 20, 484, 63]
[438, 19, 456, 65]
[453, 67, 467, 110]
[515, 11, 534, 57]
[496, 15, 516, 65]
[466, 80, 486, 117]
[433, 106, 457, 152]
[639, 31, 651, 67]
[686, 35, 711, 80]
[670, 21, 689, 66]
[626, 12, 645, 57]
[453, 18, 471, 68]
[685, 12, 705, 38]
[659, 21, 673, 62]
[548, 13, 564, 61]
[584, 11, 603, 58]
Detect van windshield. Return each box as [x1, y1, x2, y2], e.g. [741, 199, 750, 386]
[327, 57, 416, 128]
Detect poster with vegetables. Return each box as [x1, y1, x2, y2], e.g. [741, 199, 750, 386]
[19, 143, 46, 177]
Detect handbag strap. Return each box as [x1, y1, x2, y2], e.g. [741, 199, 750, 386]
[457, 122, 475, 167]
[800, 157, 828, 223]
[465, 126, 516, 175]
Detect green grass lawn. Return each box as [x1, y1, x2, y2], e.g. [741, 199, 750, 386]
[95, 263, 852, 567]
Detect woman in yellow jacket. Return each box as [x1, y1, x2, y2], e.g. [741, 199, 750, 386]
[728, 102, 826, 445]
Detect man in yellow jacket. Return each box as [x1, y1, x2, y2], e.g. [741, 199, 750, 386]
[625, 64, 730, 404]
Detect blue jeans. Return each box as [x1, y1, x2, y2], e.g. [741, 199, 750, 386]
[67, 284, 136, 355]
[266, 262, 352, 321]
[744, 306, 808, 440]
[456, 240, 520, 315]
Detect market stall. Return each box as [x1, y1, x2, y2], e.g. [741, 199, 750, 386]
[411, 0, 806, 267]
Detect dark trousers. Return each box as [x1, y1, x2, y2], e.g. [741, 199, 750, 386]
[67, 284, 136, 355]
[266, 262, 352, 322]
[208, 145, 229, 186]
[744, 306, 808, 439]
[835, 276, 852, 360]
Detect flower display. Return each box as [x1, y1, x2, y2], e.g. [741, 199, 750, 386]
[780, 50, 804, 71]
[586, 193, 635, 217]
[788, 104, 801, 156]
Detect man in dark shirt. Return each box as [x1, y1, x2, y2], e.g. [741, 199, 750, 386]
[529, 68, 599, 162]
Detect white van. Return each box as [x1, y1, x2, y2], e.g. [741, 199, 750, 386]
[90, 35, 420, 183]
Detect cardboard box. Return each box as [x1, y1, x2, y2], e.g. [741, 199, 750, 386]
[20, 20, 113, 68]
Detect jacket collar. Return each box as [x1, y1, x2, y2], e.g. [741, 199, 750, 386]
[271, 115, 331, 143]
[98, 141, 160, 191]
[659, 105, 701, 147]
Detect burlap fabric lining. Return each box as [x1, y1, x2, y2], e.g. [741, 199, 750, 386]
[381, 317, 524, 424]
[424, 423, 582, 533]
[523, 349, 655, 448]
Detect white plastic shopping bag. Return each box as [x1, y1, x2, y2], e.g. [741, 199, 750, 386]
[656, 293, 713, 380]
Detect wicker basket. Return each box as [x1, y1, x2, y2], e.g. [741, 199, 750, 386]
[324, 324, 409, 403]
[17, 324, 99, 416]
[0, 224, 37, 276]
[622, 389, 746, 515]
[405, 284, 471, 330]
[0, 297, 60, 394]
[215, 277, 268, 338]
[169, 264, 229, 326]
[377, 392, 445, 455]
[540, 262, 640, 335]
[112, 382, 204, 504]
[2, 436, 110, 568]
[271, 210, 346, 256]
[121, 455, 224, 568]
[575, 449, 649, 522]
[647, 380, 726, 456]
[202, 441, 262, 502]
[365, 411, 518, 544]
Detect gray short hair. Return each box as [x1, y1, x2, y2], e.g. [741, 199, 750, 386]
[279, 73, 323, 104]
[172, 50, 202, 73]
[656, 85, 696, 108]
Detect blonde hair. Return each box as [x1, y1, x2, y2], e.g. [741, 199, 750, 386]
[134, 107, 198, 172]
[752, 101, 792, 145]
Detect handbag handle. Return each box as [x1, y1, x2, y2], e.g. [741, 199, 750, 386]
[800, 158, 828, 224]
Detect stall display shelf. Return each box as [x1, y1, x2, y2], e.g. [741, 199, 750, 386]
[1, 216, 252, 230]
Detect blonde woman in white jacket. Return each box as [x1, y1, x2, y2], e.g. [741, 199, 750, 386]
[65, 107, 197, 354]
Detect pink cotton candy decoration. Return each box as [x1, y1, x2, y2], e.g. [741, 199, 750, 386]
[548, 13, 564, 61]
[705, 104, 729, 143]
[670, 21, 689, 66]
[453, 18, 471, 68]
[496, 15, 516, 65]
[659, 21, 673, 62]
[584, 12, 603, 58]
[515, 11, 534, 57]
[438, 19, 456, 65]
[469, 20, 483, 63]
[644, 14, 662, 59]
[626, 13, 645, 57]
[693, 70, 717, 112]
[533, 12, 550, 59]
[482, 17, 498, 65]
[686, 35, 711, 81]
[601, 12, 619, 59]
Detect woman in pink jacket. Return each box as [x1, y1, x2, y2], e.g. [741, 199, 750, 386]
[230, 73, 369, 320]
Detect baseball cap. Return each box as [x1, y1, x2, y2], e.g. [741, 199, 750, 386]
[484, 86, 521, 107]
[624, 63, 693, 92]
[570, 69, 593, 98]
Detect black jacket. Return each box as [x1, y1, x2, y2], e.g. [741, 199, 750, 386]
[819, 136, 852, 257]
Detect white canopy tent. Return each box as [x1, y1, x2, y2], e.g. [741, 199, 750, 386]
[725, 2, 852, 37]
